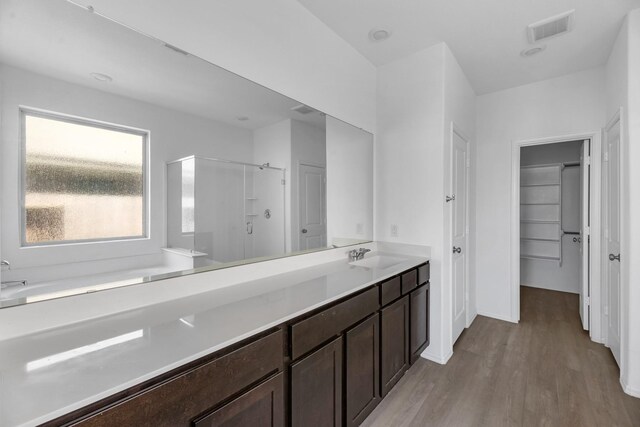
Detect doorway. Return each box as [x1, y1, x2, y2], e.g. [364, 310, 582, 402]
[510, 132, 602, 339]
[602, 111, 622, 366]
[519, 140, 590, 329]
[450, 124, 470, 344]
[298, 163, 326, 251]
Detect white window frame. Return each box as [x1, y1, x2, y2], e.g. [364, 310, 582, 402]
[19, 107, 150, 247]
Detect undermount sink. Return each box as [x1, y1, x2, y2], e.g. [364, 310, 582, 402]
[349, 254, 407, 270]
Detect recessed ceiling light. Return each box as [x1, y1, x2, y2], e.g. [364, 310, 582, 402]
[90, 72, 113, 82]
[236, 116, 249, 121]
[369, 28, 392, 42]
[521, 45, 546, 57]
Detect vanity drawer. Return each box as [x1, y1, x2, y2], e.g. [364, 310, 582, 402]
[401, 269, 418, 294]
[418, 263, 430, 285]
[290, 287, 379, 360]
[70, 330, 283, 427]
[380, 276, 401, 306]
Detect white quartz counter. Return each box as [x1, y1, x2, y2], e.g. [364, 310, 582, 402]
[0, 252, 428, 427]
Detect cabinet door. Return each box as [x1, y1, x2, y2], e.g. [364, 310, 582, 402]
[380, 296, 409, 397]
[194, 373, 284, 427]
[345, 314, 380, 426]
[410, 285, 429, 364]
[291, 336, 343, 427]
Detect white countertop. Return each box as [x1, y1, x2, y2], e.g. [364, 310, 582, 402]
[0, 252, 428, 427]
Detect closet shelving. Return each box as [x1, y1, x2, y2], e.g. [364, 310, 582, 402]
[520, 164, 563, 265]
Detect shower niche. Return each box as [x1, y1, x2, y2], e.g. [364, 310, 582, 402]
[167, 156, 286, 268]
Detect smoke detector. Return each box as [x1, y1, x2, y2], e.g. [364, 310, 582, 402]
[527, 10, 574, 43]
[368, 28, 392, 42]
[291, 104, 317, 115]
[521, 45, 546, 57]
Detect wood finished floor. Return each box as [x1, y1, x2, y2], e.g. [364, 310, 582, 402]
[362, 286, 640, 427]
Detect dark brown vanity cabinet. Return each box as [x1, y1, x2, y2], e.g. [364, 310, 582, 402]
[410, 284, 429, 363]
[194, 373, 284, 427]
[289, 287, 380, 427]
[380, 296, 410, 397]
[345, 314, 380, 426]
[290, 337, 344, 427]
[54, 262, 430, 427]
[410, 263, 430, 363]
[60, 330, 284, 427]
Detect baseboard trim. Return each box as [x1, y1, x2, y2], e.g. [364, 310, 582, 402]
[621, 377, 640, 398]
[466, 310, 478, 328]
[476, 310, 518, 324]
[422, 348, 453, 365]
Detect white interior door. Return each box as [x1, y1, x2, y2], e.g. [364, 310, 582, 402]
[298, 164, 326, 251]
[604, 117, 621, 366]
[451, 129, 468, 344]
[579, 140, 590, 330]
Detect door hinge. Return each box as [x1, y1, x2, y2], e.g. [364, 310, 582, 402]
[281, 179, 286, 185]
[585, 296, 590, 306]
[466, 158, 471, 168]
[584, 155, 591, 166]
[584, 226, 590, 236]
[604, 305, 609, 315]
[603, 151, 609, 162]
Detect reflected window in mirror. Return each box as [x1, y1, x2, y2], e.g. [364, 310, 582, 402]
[21, 109, 148, 245]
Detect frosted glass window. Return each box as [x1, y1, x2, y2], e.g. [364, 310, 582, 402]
[22, 111, 147, 245]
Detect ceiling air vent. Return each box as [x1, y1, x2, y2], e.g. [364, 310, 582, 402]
[291, 104, 317, 115]
[527, 10, 574, 43]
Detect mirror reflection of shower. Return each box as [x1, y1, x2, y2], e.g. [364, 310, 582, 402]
[167, 156, 286, 268]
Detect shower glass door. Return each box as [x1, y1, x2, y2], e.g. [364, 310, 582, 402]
[168, 157, 285, 267]
[246, 165, 286, 259]
[194, 159, 245, 266]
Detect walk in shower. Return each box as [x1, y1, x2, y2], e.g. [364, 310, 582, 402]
[167, 156, 286, 267]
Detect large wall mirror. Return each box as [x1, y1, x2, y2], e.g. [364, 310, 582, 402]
[0, 0, 374, 308]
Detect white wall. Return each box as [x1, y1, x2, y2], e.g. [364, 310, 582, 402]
[376, 43, 476, 363]
[0, 65, 254, 282]
[377, 45, 446, 362]
[624, 8, 640, 398]
[443, 45, 477, 331]
[475, 67, 606, 321]
[69, 0, 377, 133]
[606, 8, 640, 397]
[326, 117, 373, 245]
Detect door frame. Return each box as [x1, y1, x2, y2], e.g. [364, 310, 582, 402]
[601, 109, 625, 362]
[448, 123, 472, 340]
[510, 131, 602, 342]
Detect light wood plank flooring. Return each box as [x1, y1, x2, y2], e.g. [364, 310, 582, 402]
[362, 286, 640, 427]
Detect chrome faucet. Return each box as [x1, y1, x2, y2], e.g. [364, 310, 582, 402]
[348, 248, 371, 261]
[1, 260, 9, 268]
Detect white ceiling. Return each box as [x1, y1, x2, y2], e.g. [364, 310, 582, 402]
[298, 0, 640, 94]
[0, 0, 326, 131]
